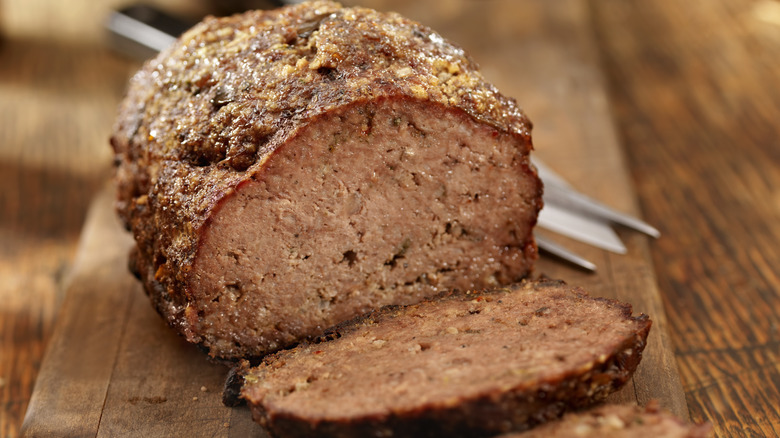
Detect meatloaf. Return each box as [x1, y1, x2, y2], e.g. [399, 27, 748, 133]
[240, 279, 652, 438]
[111, 1, 543, 360]
[499, 402, 712, 438]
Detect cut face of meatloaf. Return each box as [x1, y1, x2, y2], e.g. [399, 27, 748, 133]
[499, 402, 712, 438]
[194, 99, 540, 358]
[111, 1, 542, 360]
[240, 279, 652, 438]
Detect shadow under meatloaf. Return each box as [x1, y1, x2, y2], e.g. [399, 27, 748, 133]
[193, 97, 541, 360]
[240, 279, 652, 438]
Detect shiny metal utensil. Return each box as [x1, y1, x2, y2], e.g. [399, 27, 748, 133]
[533, 157, 660, 271]
[534, 234, 597, 272]
[538, 203, 627, 254]
[533, 158, 660, 238]
[106, 5, 190, 60]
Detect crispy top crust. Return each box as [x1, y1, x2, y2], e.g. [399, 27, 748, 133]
[110, 1, 534, 331]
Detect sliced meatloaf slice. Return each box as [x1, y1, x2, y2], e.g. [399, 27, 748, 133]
[240, 279, 652, 438]
[500, 402, 711, 438]
[111, 1, 542, 360]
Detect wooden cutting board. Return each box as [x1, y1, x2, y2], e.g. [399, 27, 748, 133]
[21, 0, 687, 436]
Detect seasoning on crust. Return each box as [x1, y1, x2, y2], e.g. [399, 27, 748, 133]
[111, 0, 543, 360]
[499, 401, 712, 438]
[240, 279, 652, 437]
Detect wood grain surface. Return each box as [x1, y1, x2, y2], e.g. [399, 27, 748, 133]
[591, 2, 780, 436]
[20, 0, 690, 435]
[1, 0, 778, 437]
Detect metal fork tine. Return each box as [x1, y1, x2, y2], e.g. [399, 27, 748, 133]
[543, 184, 661, 238]
[533, 157, 661, 238]
[535, 234, 597, 272]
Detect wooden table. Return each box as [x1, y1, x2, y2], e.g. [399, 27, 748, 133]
[2, 1, 778, 436]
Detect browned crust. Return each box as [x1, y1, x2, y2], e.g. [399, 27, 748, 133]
[242, 280, 652, 438]
[501, 401, 713, 438]
[111, 1, 539, 354]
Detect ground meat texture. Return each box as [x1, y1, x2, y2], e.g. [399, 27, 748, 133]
[111, 1, 542, 360]
[240, 279, 652, 438]
[500, 402, 712, 438]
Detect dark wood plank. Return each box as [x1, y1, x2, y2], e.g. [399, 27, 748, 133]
[19, 186, 136, 437]
[96, 281, 238, 438]
[590, 1, 780, 436]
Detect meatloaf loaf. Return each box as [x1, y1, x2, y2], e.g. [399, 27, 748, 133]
[499, 402, 712, 438]
[240, 279, 652, 438]
[111, 1, 543, 360]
